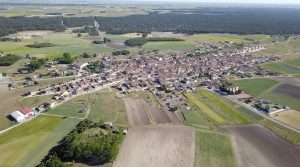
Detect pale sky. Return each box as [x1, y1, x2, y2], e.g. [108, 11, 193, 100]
[133, 0, 300, 4]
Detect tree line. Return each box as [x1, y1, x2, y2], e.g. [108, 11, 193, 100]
[2, 8, 300, 37]
[125, 37, 184, 46]
[0, 54, 22, 66]
[95, 8, 300, 35]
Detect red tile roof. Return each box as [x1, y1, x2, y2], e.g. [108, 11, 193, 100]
[20, 108, 32, 115]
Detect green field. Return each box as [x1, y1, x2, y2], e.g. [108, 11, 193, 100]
[195, 130, 235, 167]
[185, 89, 252, 125]
[185, 92, 227, 124]
[261, 62, 300, 75]
[0, 31, 113, 59]
[47, 95, 88, 118]
[261, 90, 300, 111]
[0, 115, 79, 167]
[19, 95, 53, 109]
[184, 110, 214, 129]
[88, 90, 127, 125]
[143, 41, 197, 52]
[231, 78, 279, 97]
[185, 34, 270, 44]
[284, 58, 300, 68]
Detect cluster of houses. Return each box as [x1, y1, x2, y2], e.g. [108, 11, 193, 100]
[10, 43, 283, 122]
[101, 45, 279, 93]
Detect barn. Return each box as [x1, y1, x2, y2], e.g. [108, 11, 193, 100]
[10, 111, 26, 122]
[11, 108, 34, 122]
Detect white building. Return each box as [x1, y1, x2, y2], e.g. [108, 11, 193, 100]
[10, 111, 26, 122]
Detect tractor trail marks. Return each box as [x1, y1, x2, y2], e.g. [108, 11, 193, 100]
[114, 125, 195, 167]
[123, 97, 175, 126]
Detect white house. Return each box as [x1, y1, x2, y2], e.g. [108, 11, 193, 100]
[11, 111, 26, 122]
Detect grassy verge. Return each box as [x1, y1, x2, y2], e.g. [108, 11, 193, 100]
[195, 130, 235, 167]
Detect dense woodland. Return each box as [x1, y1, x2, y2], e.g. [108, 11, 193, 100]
[62, 17, 94, 27]
[96, 8, 300, 35]
[1, 8, 300, 37]
[0, 54, 22, 66]
[112, 50, 130, 56]
[38, 119, 124, 166]
[0, 16, 65, 37]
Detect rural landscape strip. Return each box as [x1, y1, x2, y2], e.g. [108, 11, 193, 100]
[0, 2, 300, 167]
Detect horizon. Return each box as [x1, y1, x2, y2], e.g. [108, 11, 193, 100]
[1, 0, 300, 5]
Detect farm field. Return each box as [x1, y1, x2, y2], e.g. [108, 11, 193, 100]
[0, 31, 113, 59]
[185, 89, 252, 125]
[195, 130, 235, 167]
[272, 76, 300, 86]
[0, 115, 79, 167]
[260, 62, 300, 75]
[231, 78, 279, 97]
[114, 126, 195, 167]
[47, 95, 88, 118]
[184, 34, 270, 44]
[260, 84, 300, 111]
[142, 41, 197, 52]
[19, 95, 53, 109]
[88, 90, 127, 125]
[274, 110, 300, 130]
[183, 109, 213, 129]
[223, 124, 300, 167]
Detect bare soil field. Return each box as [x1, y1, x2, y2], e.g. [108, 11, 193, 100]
[150, 32, 186, 38]
[7, 31, 50, 39]
[272, 77, 300, 86]
[121, 33, 142, 38]
[105, 42, 129, 49]
[0, 84, 39, 115]
[274, 110, 300, 130]
[148, 105, 171, 124]
[123, 98, 172, 125]
[272, 83, 300, 99]
[123, 98, 151, 126]
[223, 124, 300, 167]
[114, 125, 195, 167]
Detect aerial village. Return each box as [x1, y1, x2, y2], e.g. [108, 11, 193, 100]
[9, 44, 287, 123]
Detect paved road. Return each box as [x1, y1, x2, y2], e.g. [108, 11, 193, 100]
[204, 87, 300, 134]
[227, 95, 300, 134]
